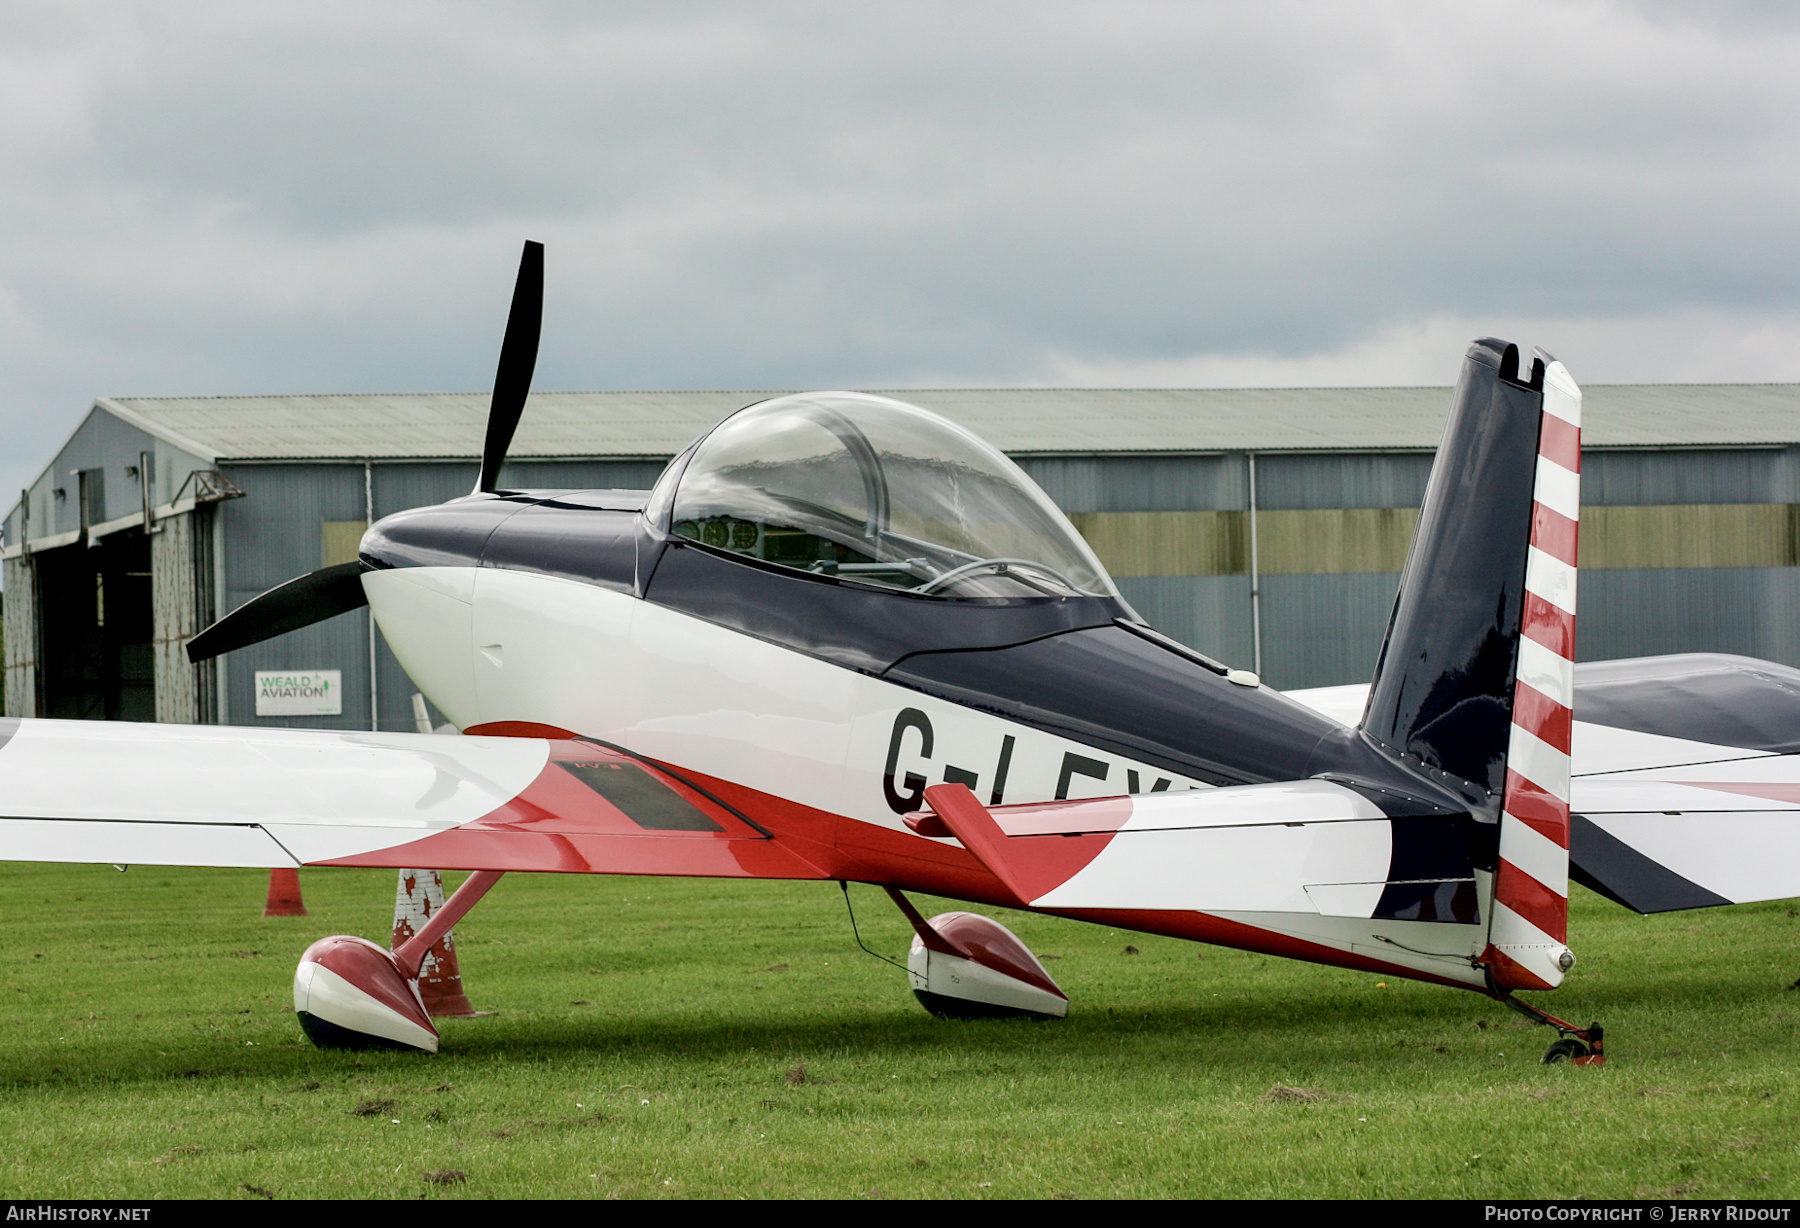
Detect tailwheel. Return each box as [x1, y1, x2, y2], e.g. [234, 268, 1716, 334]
[1569, 1023, 1605, 1067]
[1542, 1036, 1590, 1064]
[1501, 990, 1606, 1067]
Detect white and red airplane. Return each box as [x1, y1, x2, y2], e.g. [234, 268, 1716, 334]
[5, 243, 1798, 1064]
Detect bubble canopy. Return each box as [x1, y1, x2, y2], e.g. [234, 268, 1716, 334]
[654, 392, 1118, 599]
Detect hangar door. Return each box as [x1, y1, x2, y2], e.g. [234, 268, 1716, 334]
[33, 528, 155, 721]
[4, 505, 217, 724]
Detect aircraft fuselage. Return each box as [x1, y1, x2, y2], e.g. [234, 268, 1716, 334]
[359, 489, 1495, 990]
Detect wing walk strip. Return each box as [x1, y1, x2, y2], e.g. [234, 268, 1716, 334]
[1485, 364, 1581, 991]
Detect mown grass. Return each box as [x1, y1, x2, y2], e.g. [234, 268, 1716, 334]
[0, 861, 1796, 1199]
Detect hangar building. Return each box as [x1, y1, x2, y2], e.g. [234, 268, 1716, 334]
[5, 384, 1799, 730]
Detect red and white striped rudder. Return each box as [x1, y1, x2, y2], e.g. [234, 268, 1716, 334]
[1484, 357, 1582, 990]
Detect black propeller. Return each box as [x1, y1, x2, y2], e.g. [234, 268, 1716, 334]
[186, 562, 369, 663]
[184, 241, 545, 663]
[477, 239, 544, 494]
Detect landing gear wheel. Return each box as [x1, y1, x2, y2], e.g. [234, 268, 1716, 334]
[875, 890, 1070, 1019]
[1542, 1037, 1591, 1064]
[907, 912, 1069, 1019]
[293, 936, 439, 1053]
[1498, 992, 1607, 1067]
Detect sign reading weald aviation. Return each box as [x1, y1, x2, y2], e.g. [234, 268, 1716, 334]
[255, 670, 342, 716]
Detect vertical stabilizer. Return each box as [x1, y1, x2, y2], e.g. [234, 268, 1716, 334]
[1360, 339, 1582, 990]
[1364, 339, 1547, 802]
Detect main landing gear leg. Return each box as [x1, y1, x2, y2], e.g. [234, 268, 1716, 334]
[1497, 992, 1605, 1066]
[293, 870, 506, 1053]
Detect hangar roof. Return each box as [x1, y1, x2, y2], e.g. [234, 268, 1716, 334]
[97, 383, 1800, 462]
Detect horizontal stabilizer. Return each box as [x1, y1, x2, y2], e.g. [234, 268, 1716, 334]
[1570, 757, 1800, 912]
[917, 781, 1479, 922]
[1563, 651, 1800, 911]
[1290, 651, 1800, 916]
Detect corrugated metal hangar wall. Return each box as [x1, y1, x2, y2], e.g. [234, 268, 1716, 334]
[1024, 447, 1800, 689]
[5, 385, 1799, 730]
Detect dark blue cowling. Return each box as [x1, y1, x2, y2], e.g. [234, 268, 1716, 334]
[360, 490, 650, 590]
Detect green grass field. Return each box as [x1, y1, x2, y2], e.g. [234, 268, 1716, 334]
[0, 861, 1796, 1199]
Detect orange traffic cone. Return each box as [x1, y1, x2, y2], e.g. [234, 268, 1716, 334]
[392, 869, 480, 1017]
[264, 867, 307, 917]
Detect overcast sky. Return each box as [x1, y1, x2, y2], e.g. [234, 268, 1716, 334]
[3, 1, 1799, 500]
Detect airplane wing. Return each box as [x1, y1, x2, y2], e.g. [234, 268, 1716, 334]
[1286, 653, 1800, 914]
[0, 717, 828, 880]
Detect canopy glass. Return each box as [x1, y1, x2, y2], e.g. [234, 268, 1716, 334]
[661, 392, 1117, 599]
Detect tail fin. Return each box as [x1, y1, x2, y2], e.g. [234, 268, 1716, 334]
[1361, 339, 1582, 990]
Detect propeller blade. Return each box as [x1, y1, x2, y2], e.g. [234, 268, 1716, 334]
[476, 239, 545, 494]
[185, 562, 369, 663]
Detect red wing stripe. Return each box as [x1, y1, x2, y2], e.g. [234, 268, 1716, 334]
[317, 736, 835, 878]
[1537, 413, 1581, 472]
[1529, 503, 1578, 567]
[1521, 595, 1576, 658]
[1511, 679, 1572, 755]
